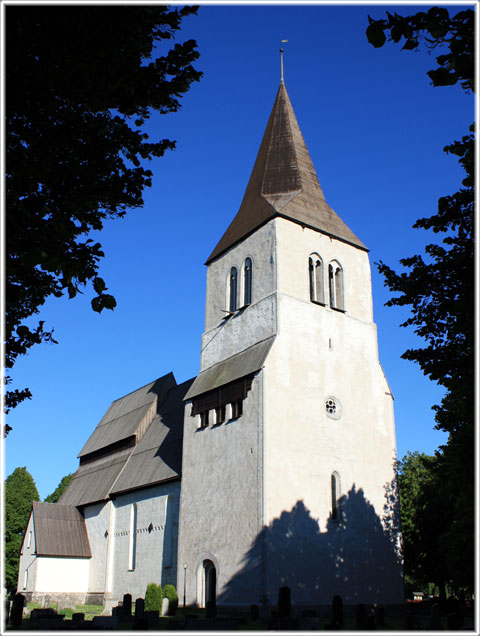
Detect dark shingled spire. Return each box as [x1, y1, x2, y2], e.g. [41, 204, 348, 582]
[206, 82, 367, 264]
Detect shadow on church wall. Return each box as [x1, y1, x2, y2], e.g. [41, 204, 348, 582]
[218, 483, 403, 606]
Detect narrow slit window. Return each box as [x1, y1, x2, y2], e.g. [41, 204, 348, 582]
[331, 472, 341, 521]
[229, 267, 238, 312]
[244, 258, 252, 306]
[128, 503, 137, 571]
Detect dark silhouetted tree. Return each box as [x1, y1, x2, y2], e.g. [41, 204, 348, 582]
[367, 7, 474, 592]
[5, 467, 40, 594]
[44, 473, 73, 503]
[5, 6, 201, 426]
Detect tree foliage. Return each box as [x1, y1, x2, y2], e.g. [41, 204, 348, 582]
[5, 6, 201, 421]
[367, 7, 474, 592]
[145, 583, 163, 612]
[44, 473, 73, 503]
[4, 467, 40, 594]
[397, 452, 443, 594]
[366, 7, 474, 91]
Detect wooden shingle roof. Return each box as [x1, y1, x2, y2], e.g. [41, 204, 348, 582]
[58, 375, 192, 506]
[207, 81, 366, 264]
[32, 502, 91, 558]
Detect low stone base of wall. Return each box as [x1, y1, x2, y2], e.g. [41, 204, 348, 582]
[24, 592, 104, 610]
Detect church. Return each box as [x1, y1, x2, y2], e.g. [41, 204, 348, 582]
[18, 79, 404, 610]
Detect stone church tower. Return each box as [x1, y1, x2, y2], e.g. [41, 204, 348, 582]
[178, 80, 403, 607]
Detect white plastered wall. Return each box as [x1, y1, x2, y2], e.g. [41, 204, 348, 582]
[262, 218, 401, 604]
[83, 500, 113, 594]
[35, 557, 90, 593]
[17, 512, 36, 593]
[109, 481, 181, 601]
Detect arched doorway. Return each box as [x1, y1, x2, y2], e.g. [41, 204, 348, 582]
[199, 559, 216, 607]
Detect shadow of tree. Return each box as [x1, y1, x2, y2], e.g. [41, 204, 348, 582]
[218, 484, 403, 606]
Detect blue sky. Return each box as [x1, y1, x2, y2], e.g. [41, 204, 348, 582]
[5, 3, 474, 500]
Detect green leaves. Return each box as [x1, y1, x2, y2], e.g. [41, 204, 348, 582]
[5, 6, 202, 418]
[366, 21, 387, 48]
[370, 6, 474, 593]
[366, 8, 474, 93]
[91, 293, 117, 313]
[4, 467, 40, 593]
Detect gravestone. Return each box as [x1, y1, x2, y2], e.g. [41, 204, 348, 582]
[72, 612, 85, 622]
[405, 611, 419, 630]
[134, 616, 149, 630]
[135, 597, 145, 621]
[430, 603, 441, 630]
[92, 615, 118, 629]
[122, 593, 132, 617]
[375, 604, 385, 627]
[161, 597, 169, 616]
[331, 595, 343, 627]
[278, 586, 291, 618]
[206, 599, 216, 619]
[9, 593, 25, 627]
[355, 603, 367, 629]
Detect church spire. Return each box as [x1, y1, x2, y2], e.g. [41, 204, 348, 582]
[206, 82, 366, 264]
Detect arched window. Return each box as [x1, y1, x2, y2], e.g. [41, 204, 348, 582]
[244, 257, 252, 306]
[229, 267, 238, 312]
[309, 254, 324, 304]
[328, 261, 344, 311]
[331, 472, 341, 521]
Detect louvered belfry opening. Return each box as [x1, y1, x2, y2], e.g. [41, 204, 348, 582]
[191, 375, 254, 418]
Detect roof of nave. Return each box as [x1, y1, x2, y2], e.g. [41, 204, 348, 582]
[58, 375, 193, 507]
[206, 81, 367, 264]
[77, 373, 176, 458]
[30, 501, 91, 558]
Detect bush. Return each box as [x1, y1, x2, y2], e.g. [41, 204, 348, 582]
[163, 584, 178, 616]
[145, 583, 162, 612]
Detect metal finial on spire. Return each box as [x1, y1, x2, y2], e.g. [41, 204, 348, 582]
[280, 40, 288, 82]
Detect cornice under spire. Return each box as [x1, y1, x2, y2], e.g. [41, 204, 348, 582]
[206, 82, 366, 264]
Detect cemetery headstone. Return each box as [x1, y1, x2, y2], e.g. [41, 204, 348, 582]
[135, 597, 145, 621]
[161, 597, 169, 616]
[375, 605, 385, 627]
[331, 595, 343, 627]
[430, 602, 441, 630]
[355, 603, 367, 629]
[9, 594, 25, 627]
[206, 599, 216, 619]
[122, 593, 132, 617]
[278, 586, 291, 618]
[250, 604, 259, 621]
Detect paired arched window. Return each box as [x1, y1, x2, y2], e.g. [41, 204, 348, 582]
[308, 255, 345, 310]
[331, 472, 342, 521]
[227, 258, 253, 314]
[229, 267, 238, 312]
[328, 261, 344, 311]
[309, 254, 325, 304]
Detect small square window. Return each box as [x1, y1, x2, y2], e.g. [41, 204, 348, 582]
[199, 411, 209, 428]
[231, 399, 243, 419]
[215, 405, 226, 424]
